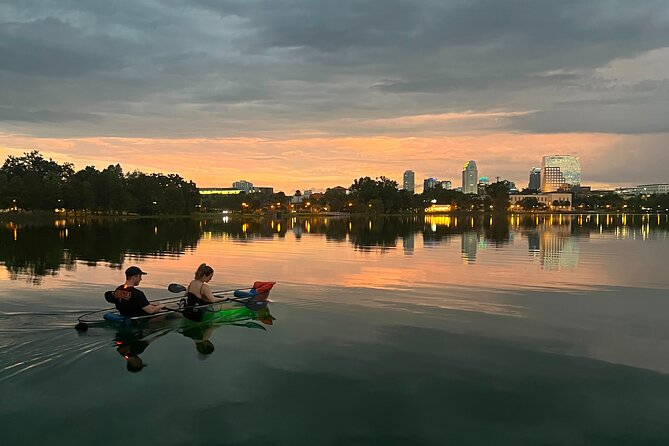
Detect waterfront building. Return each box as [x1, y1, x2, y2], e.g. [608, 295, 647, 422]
[462, 160, 478, 194]
[509, 192, 573, 210]
[254, 187, 274, 195]
[477, 176, 489, 195]
[232, 180, 254, 194]
[199, 187, 242, 195]
[541, 155, 580, 192]
[403, 170, 415, 193]
[636, 184, 669, 195]
[529, 167, 541, 190]
[424, 177, 439, 191]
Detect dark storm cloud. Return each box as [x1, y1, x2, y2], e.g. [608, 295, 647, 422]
[0, 106, 100, 123]
[587, 136, 669, 184]
[0, 0, 668, 137]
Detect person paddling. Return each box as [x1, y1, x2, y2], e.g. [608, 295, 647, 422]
[113, 266, 166, 317]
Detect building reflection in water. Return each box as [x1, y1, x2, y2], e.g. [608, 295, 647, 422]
[461, 232, 479, 264]
[1, 213, 668, 281]
[402, 233, 414, 255]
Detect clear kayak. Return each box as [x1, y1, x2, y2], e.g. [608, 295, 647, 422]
[75, 282, 275, 331]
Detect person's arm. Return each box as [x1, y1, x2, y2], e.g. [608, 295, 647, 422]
[142, 302, 167, 314]
[201, 283, 226, 303]
[136, 290, 166, 314]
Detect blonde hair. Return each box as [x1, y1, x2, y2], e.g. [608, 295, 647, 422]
[194, 263, 214, 280]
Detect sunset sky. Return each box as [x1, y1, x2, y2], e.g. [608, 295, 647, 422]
[1, 0, 668, 193]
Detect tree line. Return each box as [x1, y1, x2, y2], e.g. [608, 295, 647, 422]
[203, 176, 513, 214]
[0, 151, 199, 214]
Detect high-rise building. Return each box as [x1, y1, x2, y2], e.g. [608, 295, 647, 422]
[529, 167, 541, 191]
[440, 180, 452, 190]
[423, 177, 438, 191]
[541, 155, 580, 192]
[462, 160, 478, 194]
[233, 180, 254, 193]
[403, 170, 415, 193]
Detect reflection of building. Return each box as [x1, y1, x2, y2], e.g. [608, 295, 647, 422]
[527, 232, 540, 257]
[529, 167, 541, 190]
[403, 170, 415, 193]
[402, 233, 415, 255]
[461, 232, 478, 263]
[462, 160, 478, 194]
[540, 227, 580, 270]
[541, 155, 580, 192]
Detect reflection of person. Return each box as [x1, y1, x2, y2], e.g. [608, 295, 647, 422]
[116, 338, 150, 372]
[186, 263, 229, 306]
[113, 266, 166, 317]
[181, 323, 217, 359]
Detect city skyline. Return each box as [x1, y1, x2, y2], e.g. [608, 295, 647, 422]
[1, 1, 669, 191]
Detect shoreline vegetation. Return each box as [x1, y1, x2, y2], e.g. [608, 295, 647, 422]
[2, 151, 668, 217]
[1, 210, 668, 224]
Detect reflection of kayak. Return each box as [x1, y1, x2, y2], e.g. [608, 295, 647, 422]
[75, 281, 275, 331]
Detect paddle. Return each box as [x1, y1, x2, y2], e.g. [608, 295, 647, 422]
[167, 283, 260, 305]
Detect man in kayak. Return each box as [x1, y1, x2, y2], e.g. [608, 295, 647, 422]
[114, 266, 166, 317]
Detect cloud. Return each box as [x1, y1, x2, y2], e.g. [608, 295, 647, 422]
[0, 0, 668, 187]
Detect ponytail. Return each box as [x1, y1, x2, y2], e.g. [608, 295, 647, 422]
[194, 263, 214, 280]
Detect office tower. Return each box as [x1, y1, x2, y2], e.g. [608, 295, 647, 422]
[541, 155, 580, 192]
[529, 167, 541, 191]
[423, 177, 438, 191]
[440, 180, 452, 190]
[462, 160, 478, 194]
[232, 180, 254, 193]
[403, 170, 415, 193]
[477, 176, 489, 195]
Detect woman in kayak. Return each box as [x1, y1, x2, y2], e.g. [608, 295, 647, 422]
[186, 263, 229, 307]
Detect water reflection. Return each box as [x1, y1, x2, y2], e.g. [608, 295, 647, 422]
[1, 214, 667, 281]
[111, 303, 275, 373]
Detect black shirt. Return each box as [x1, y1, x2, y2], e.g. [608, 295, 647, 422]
[114, 285, 150, 317]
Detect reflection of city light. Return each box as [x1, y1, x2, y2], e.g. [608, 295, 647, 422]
[242, 223, 249, 233]
[276, 223, 281, 232]
[305, 222, 311, 233]
[154, 226, 158, 235]
[424, 216, 453, 227]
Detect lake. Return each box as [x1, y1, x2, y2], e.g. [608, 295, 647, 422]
[1, 214, 669, 445]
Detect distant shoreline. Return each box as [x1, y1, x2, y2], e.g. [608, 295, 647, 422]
[1, 209, 668, 223]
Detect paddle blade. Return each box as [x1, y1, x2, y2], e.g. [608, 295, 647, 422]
[168, 283, 187, 293]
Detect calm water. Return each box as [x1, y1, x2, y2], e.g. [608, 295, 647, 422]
[1, 214, 669, 445]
